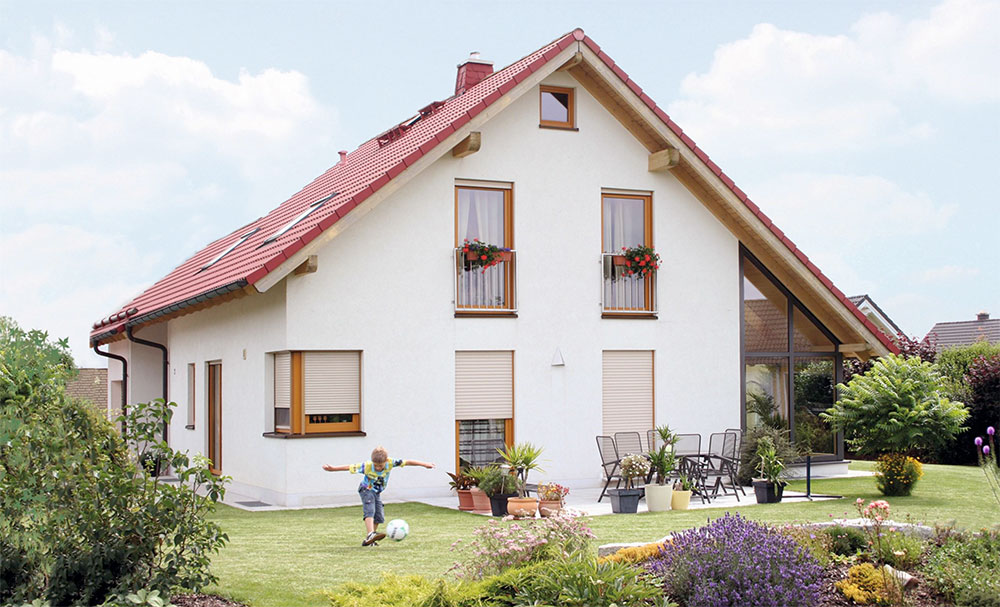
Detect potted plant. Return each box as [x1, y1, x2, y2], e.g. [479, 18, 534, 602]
[498, 442, 544, 517]
[645, 425, 678, 512]
[464, 465, 492, 512]
[752, 436, 786, 504]
[536, 482, 569, 517]
[478, 465, 521, 517]
[461, 238, 512, 272]
[671, 474, 694, 510]
[608, 453, 650, 513]
[618, 244, 660, 279]
[448, 470, 477, 511]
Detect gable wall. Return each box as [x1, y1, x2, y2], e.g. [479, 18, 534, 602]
[277, 71, 741, 501]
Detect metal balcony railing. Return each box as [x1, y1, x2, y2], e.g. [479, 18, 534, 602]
[454, 249, 517, 313]
[601, 253, 657, 314]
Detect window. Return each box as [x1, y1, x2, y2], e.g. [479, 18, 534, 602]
[602, 350, 654, 436]
[539, 85, 575, 128]
[186, 363, 196, 429]
[455, 351, 513, 470]
[741, 248, 842, 459]
[272, 351, 361, 434]
[455, 184, 515, 313]
[601, 192, 655, 314]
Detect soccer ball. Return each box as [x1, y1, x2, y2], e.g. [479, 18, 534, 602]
[385, 519, 409, 541]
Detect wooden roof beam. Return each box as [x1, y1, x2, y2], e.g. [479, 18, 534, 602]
[648, 148, 680, 172]
[451, 131, 481, 158]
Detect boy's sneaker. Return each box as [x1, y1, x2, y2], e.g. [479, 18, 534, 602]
[362, 531, 386, 546]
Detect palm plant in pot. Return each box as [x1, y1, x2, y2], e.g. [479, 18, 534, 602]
[752, 436, 786, 503]
[609, 453, 650, 513]
[447, 470, 477, 511]
[478, 464, 522, 517]
[645, 424, 678, 512]
[498, 442, 544, 517]
[464, 465, 491, 512]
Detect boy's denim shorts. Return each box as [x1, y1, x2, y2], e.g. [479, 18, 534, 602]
[359, 488, 384, 524]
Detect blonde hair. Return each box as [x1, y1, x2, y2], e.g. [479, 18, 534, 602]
[371, 446, 388, 464]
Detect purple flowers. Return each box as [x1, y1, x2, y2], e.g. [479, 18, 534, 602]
[989, 426, 996, 436]
[645, 513, 823, 607]
[986, 446, 992, 456]
[976, 437, 984, 447]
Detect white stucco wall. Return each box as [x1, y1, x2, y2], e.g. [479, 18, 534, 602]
[111, 72, 742, 506]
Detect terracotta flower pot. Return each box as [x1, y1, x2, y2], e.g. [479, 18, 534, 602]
[611, 254, 629, 266]
[538, 499, 563, 517]
[507, 497, 539, 518]
[497, 250, 513, 263]
[469, 487, 491, 512]
[456, 488, 475, 511]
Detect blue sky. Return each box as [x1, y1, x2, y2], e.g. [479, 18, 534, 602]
[1, 0, 997, 366]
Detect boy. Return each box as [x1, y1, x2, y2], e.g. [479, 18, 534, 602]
[323, 446, 435, 546]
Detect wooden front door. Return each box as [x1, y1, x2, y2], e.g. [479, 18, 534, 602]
[207, 362, 222, 473]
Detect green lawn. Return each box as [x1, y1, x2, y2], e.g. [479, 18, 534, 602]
[204, 461, 998, 607]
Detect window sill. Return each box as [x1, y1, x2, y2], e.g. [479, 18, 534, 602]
[262, 431, 367, 439]
[538, 124, 578, 131]
[455, 311, 518, 318]
[185, 424, 195, 430]
[602, 312, 658, 320]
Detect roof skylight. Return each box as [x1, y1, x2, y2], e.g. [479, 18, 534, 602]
[200, 228, 260, 271]
[261, 193, 338, 246]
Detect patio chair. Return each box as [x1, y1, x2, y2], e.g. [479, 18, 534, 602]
[596, 435, 622, 502]
[673, 433, 711, 503]
[704, 432, 742, 500]
[614, 431, 645, 459]
[647, 428, 658, 453]
[725, 427, 747, 494]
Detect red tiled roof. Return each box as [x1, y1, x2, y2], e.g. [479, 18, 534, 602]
[91, 28, 898, 355]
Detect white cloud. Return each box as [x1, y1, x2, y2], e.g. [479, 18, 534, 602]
[919, 265, 981, 283]
[667, 0, 999, 154]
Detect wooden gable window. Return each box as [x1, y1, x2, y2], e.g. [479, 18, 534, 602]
[455, 184, 516, 314]
[539, 85, 575, 128]
[273, 350, 361, 435]
[601, 192, 656, 315]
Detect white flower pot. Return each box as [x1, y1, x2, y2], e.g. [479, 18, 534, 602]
[645, 483, 673, 512]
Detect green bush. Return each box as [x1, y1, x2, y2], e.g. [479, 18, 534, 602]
[824, 525, 867, 556]
[935, 342, 1000, 465]
[923, 530, 1000, 606]
[511, 554, 666, 607]
[325, 573, 484, 607]
[0, 317, 229, 604]
[873, 531, 925, 571]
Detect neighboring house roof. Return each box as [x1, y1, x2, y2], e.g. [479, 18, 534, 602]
[848, 294, 904, 341]
[926, 312, 1000, 351]
[65, 368, 108, 407]
[90, 28, 897, 357]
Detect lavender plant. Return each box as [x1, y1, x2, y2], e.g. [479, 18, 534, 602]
[645, 513, 822, 607]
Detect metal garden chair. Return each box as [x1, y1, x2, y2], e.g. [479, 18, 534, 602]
[596, 435, 622, 502]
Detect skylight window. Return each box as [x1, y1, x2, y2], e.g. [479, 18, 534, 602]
[261, 193, 338, 246]
[200, 228, 259, 271]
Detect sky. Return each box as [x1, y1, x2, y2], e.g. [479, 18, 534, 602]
[1, 0, 998, 367]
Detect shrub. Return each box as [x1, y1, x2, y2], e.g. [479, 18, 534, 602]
[872, 530, 925, 571]
[835, 563, 891, 605]
[824, 525, 868, 556]
[645, 513, 823, 607]
[934, 343, 1000, 464]
[512, 554, 666, 607]
[874, 453, 923, 496]
[923, 530, 1000, 606]
[325, 573, 482, 607]
[0, 318, 229, 604]
[598, 540, 670, 565]
[823, 354, 969, 458]
[737, 425, 799, 486]
[448, 512, 594, 579]
[775, 526, 833, 566]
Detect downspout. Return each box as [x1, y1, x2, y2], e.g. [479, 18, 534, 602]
[93, 343, 128, 434]
[126, 326, 169, 444]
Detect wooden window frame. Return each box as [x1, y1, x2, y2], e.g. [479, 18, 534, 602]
[207, 361, 222, 475]
[454, 185, 515, 315]
[539, 85, 575, 129]
[601, 192, 654, 316]
[275, 350, 361, 435]
[185, 363, 196, 430]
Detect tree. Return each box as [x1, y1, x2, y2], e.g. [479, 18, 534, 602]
[822, 354, 968, 458]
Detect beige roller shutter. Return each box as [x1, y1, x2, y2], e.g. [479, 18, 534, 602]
[455, 351, 513, 420]
[304, 351, 360, 415]
[602, 350, 653, 436]
[274, 352, 291, 411]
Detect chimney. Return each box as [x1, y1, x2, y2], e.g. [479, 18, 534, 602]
[455, 51, 493, 95]
[338, 150, 347, 164]
[978, 310, 990, 321]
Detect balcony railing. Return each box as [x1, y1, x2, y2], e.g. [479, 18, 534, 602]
[601, 253, 657, 314]
[454, 249, 517, 313]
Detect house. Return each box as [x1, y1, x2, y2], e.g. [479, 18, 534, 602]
[926, 311, 999, 351]
[65, 368, 109, 417]
[90, 30, 897, 506]
[847, 295, 904, 343]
